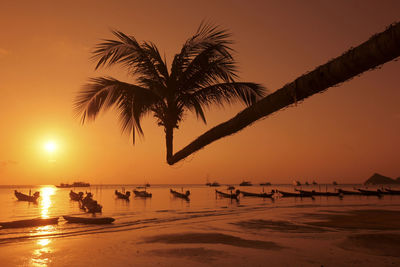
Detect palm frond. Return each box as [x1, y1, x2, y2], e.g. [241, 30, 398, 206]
[74, 77, 161, 143]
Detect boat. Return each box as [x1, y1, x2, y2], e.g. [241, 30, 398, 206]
[337, 189, 361, 195]
[144, 183, 151, 187]
[240, 191, 273, 198]
[0, 217, 59, 229]
[209, 182, 220, 187]
[357, 189, 383, 196]
[384, 188, 400, 195]
[170, 189, 190, 201]
[332, 181, 338, 186]
[259, 182, 271, 186]
[239, 181, 252, 186]
[63, 216, 115, 224]
[133, 189, 152, 198]
[80, 194, 102, 213]
[56, 182, 90, 188]
[14, 190, 40, 202]
[275, 190, 314, 198]
[295, 189, 341, 197]
[215, 189, 240, 200]
[115, 190, 130, 200]
[293, 180, 301, 186]
[69, 190, 84, 201]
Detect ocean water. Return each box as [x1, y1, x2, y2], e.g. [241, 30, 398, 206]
[1, 184, 399, 245]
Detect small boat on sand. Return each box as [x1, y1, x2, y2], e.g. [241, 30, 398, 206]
[240, 191, 273, 198]
[170, 189, 190, 201]
[216, 189, 240, 200]
[14, 190, 40, 202]
[133, 189, 152, 198]
[115, 190, 130, 200]
[0, 217, 59, 229]
[63, 216, 115, 224]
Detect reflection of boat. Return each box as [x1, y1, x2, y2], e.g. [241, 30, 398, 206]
[14, 190, 40, 202]
[56, 182, 90, 188]
[216, 189, 240, 200]
[133, 189, 152, 198]
[170, 189, 190, 201]
[69, 190, 83, 201]
[240, 191, 273, 198]
[239, 181, 252, 186]
[63, 216, 114, 224]
[0, 217, 59, 229]
[115, 190, 130, 200]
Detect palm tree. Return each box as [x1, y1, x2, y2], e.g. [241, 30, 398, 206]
[169, 22, 400, 165]
[74, 22, 266, 164]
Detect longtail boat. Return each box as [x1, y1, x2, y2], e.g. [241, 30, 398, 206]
[170, 189, 190, 201]
[295, 189, 341, 197]
[337, 189, 362, 195]
[240, 191, 273, 198]
[215, 189, 240, 200]
[69, 190, 83, 201]
[384, 188, 400, 195]
[115, 190, 130, 200]
[133, 189, 152, 198]
[14, 190, 40, 202]
[276, 190, 314, 198]
[63, 216, 114, 224]
[80, 194, 102, 213]
[0, 217, 59, 229]
[358, 189, 383, 196]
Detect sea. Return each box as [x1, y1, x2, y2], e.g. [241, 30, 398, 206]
[1, 183, 399, 246]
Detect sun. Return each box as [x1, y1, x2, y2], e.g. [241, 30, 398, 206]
[44, 141, 57, 153]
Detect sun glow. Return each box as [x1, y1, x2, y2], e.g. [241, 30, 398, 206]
[44, 141, 57, 153]
[40, 187, 55, 218]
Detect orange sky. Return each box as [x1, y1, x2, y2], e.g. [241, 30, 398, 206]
[1, 0, 399, 185]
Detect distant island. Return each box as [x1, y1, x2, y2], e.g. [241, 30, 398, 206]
[364, 173, 400, 185]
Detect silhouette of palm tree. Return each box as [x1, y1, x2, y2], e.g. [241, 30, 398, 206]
[74, 22, 266, 164]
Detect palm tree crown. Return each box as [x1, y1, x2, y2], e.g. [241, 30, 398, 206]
[74, 22, 266, 164]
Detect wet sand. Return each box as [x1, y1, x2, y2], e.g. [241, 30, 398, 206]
[1, 207, 400, 266]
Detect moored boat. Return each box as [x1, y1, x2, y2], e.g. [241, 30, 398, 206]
[0, 217, 59, 229]
[384, 188, 400, 195]
[56, 182, 90, 188]
[63, 216, 115, 224]
[337, 188, 361, 195]
[133, 189, 152, 198]
[215, 189, 240, 200]
[357, 189, 383, 196]
[170, 189, 190, 201]
[240, 191, 273, 198]
[295, 189, 341, 197]
[239, 181, 252, 186]
[275, 190, 314, 198]
[115, 190, 130, 200]
[69, 190, 83, 201]
[14, 190, 40, 202]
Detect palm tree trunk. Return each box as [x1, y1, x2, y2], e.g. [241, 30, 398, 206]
[167, 22, 400, 165]
[165, 126, 174, 164]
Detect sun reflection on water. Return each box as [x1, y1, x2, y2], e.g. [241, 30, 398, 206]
[39, 187, 55, 219]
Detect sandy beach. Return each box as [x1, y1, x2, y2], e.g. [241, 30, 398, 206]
[1, 199, 400, 266]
